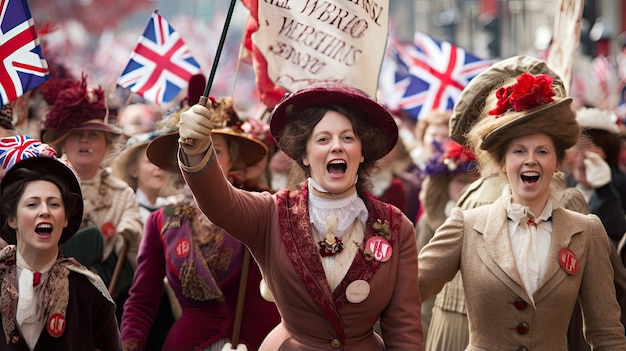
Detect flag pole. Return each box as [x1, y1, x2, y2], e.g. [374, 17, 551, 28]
[199, 0, 237, 107]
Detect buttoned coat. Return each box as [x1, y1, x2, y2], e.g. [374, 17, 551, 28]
[183, 152, 423, 351]
[418, 196, 626, 350]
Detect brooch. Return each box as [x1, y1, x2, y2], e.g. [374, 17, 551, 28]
[319, 233, 343, 257]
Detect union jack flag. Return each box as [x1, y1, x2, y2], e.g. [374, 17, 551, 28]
[0, 135, 56, 171]
[380, 32, 492, 120]
[117, 11, 201, 105]
[0, 0, 49, 107]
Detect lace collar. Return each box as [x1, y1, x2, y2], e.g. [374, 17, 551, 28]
[307, 178, 368, 238]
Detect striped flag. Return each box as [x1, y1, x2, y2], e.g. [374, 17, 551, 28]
[0, 0, 49, 107]
[117, 11, 201, 105]
[380, 32, 492, 120]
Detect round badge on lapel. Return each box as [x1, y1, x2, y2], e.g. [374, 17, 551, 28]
[101, 222, 115, 239]
[558, 248, 579, 275]
[47, 313, 66, 337]
[346, 280, 370, 303]
[366, 236, 392, 262]
[175, 238, 190, 258]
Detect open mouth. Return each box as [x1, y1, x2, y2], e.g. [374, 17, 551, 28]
[521, 171, 540, 184]
[35, 223, 53, 235]
[79, 148, 93, 154]
[327, 160, 347, 175]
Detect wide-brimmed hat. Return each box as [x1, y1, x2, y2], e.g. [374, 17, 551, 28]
[147, 127, 268, 173]
[0, 136, 83, 245]
[39, 74, 121, 149]
[147, 97, 268, 173]
[269, 82, 398, 162]
[477, 72, 578, 152]
[576, 107, 620, 134]
[110, 129, 173, 188]
[450, 55, 565, 145]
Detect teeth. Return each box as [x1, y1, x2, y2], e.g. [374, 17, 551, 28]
[36, 224, 52, 229]
[522, 172, 539, 177]
[329, 160, 346, 165]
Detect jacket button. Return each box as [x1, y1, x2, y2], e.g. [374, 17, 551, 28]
[330, 338, 342, 349]
[516, 322, 530, 335]
[513, 298, 527, 310]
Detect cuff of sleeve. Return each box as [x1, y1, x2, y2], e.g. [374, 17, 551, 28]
[178, 142, 214, 176]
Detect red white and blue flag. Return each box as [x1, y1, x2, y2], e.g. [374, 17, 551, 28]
[117, 11, 201, 105]
[0, 0, 49, 107]
[380, 32, 492, 120]
[0, 135, 56, 171]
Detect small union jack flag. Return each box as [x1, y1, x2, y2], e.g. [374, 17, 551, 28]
[0, 0, 49, 107]
[117, 11, 201, 105]
[0, 135, 56, 171]
[381, 32, 492, 120]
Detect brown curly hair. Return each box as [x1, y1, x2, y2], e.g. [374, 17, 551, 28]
[277, 105, 388, 193]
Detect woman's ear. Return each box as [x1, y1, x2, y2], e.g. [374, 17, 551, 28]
[8, 217, 17, 229]
[302, 155, 310, 167]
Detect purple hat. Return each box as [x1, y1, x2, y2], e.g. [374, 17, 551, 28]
[269, 82, 398, 162]
[0, 135, 83, 244]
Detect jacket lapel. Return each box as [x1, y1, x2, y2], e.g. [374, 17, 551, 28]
[534, 208, 582, 303]
[474, 198, 529, 300]
[277, 186, 344, 339]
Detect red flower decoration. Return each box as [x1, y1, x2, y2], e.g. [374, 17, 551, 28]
[488, 73, 556, 116]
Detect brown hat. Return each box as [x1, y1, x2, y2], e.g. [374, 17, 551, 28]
[39, 74, 121, 148]
[269, 82, 398, 162]
[450, 56, 566, 145]
[473, 73, 578, 153]
[147, 98, 268, 173]
[0, 105, 15, 130]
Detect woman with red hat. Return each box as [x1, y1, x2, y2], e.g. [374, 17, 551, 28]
[38, 74, 143, 321]
[0, 136, 121, 350]
[419, 72, 626, 349]
[176, 82, 423, 350]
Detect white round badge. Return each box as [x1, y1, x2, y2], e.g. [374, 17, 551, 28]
[346, 280, 370, 303]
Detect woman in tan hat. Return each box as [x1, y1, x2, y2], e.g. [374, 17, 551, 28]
[38, 75, 143, 321]
[419, 72, 626, 349]
[176, 83, 423, 350]
[121, 98, 280, 351]
[0, 136, 121, 350]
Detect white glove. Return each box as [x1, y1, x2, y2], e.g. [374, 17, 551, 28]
[221, 342, 248, 351]
[178, 104, 215, 155]
[583, 151, 612, 188]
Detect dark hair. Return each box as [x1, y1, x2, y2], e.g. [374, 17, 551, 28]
[583, 129, 620, 168]
[278, 105, 387, 193]
[1, 167, 81, 244]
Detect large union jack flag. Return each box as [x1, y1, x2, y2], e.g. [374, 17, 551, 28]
[117, 11, 201, 105]
[0, 0, 49, 107]
[380, 32, 492, 120]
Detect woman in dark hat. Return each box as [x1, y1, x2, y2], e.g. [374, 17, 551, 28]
[121, 98, 280, 351]
[418, 71, 626, 349]
[0, 136, 121, 350]
[176, 82, 423, 350]
[38, 75, 143, 320]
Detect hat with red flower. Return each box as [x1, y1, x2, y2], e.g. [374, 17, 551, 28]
[450, 55, 566, 145]
[39, 73, 121, 149]
[477, 72, 579, 152]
